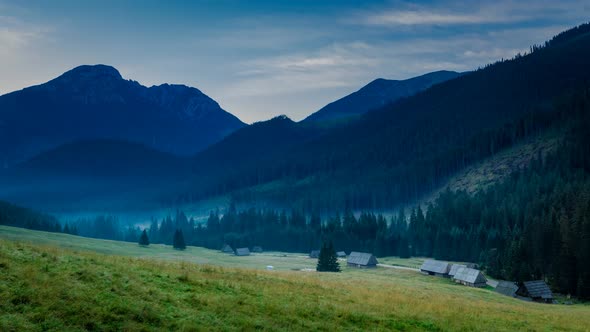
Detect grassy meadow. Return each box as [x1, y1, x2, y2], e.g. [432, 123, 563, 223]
[1, 226, 590, 331]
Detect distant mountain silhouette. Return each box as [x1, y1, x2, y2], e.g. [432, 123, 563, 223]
[303, 70, 462, 123]
[0, 64, 245, 167]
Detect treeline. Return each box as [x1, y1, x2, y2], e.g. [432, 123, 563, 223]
[137, 204, 409, 255]
[0, 200, 75, 234]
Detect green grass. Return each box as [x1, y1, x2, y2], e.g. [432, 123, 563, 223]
[1, 226, 590, 331]
[378, 257, 425, 269]
[0, 226, 316, 271]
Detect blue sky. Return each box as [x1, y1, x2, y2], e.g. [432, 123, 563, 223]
[0, 0, 588, 122]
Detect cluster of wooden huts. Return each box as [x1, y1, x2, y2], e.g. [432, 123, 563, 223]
[420, 259, 553, 303]
[420, 260, 487, 287]
[309, 250, 379, 268]
[220, 244, 263, 256]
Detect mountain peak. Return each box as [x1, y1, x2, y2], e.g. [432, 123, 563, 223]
[59, 64, 123, 81]
[303, 70, 462, 123]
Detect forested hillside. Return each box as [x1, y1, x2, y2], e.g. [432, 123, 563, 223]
[0, 200, 64, 233]
[166, 88, 590, 298]
[182, 23, 590, 212]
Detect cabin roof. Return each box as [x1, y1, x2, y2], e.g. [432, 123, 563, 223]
[495, 281, 519, 297]
[347, 252, 378, 266]
[235, 247, 250, 256]
[453, 267, 487, 284]
[522, 280, 553, 299]
[420, 260, 451, 274]
[449, 264, 467, 276]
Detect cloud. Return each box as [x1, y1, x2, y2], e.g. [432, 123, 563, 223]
[359, 0, 590, 27]
[365, 11, 511, 26]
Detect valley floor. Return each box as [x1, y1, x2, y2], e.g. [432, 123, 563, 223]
[1, 226, 589, 331]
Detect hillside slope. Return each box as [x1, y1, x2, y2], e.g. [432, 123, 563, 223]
[0, 139, 192, 211]
[303, 70, 462, 123]
[0, 64, 245, 166]
[185, 23, 590, 211]
[1, 230, 589, 331]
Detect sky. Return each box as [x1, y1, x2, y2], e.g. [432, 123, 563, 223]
[0, 0, 589, 123]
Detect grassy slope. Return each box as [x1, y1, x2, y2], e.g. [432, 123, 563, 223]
[1, 227, 590, 331]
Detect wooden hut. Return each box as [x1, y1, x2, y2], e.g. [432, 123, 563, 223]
[235, 247, 251, 256]
[495, 281, 519, 297]
[309, 250, 320, 258]
[347, 252, 378, 268]
[420, 260, 451, 277]
[252, 246, 263, 253]
[518, 280, 554, 303]
[336, 251, 347, 258]
[452, 267, 487, 287]
[221, 244, 233, 254]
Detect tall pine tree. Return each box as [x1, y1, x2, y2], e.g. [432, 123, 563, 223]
[173, 229, 186, 250]
[317, 241, 341, 272]
[139, 229, 150, 246]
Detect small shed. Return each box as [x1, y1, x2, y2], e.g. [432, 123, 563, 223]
[310, 250, 320, 258]
[518, 280, 553, 303]
[221, 244, 234, 254]
[420, 260, 451, 277]
[453, 267, 487, 287]
[235, 247, 251, 256]
[347, 252, 378, 268]
[449, 264, 466, 278]
[252, 246, 263, 253]
[336, 251, 347, 258]
[495, 281, 519, 297]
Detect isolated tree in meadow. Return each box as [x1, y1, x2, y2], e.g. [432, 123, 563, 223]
[173, 229, 186, 250]
[317, 241, 341, 272]
[139, 229, 150, 246]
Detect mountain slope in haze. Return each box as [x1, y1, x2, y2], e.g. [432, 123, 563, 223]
[183, 23, 590, 211]
[192, 115, 322, 179]
[15, 139, 189, 178]
[0, 65, 245, 167]
[0, 139, 192, 211]
[303, 70, 462, 123]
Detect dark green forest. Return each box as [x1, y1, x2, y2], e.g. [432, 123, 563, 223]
[0, 200, 68, 234]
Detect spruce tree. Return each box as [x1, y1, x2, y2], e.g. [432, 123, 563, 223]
[317, 241, 341, 272]
[139, 229, 150, 246]
[173, 229, 186, 250]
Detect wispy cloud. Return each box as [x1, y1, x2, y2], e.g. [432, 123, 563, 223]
[365, 11, 512, 26]
[359, 0, 590, 27]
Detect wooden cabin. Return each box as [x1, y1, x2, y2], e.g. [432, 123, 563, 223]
[347, 252, 378, 268]
[420, 260, 451, 277]
[235, 247, 251, 256]
[518, 280, 554, 303]
[452, 267, 487, 287]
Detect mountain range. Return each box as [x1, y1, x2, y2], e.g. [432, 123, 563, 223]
[0, 65, 245, 167]
[2, 23, 590, 213]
